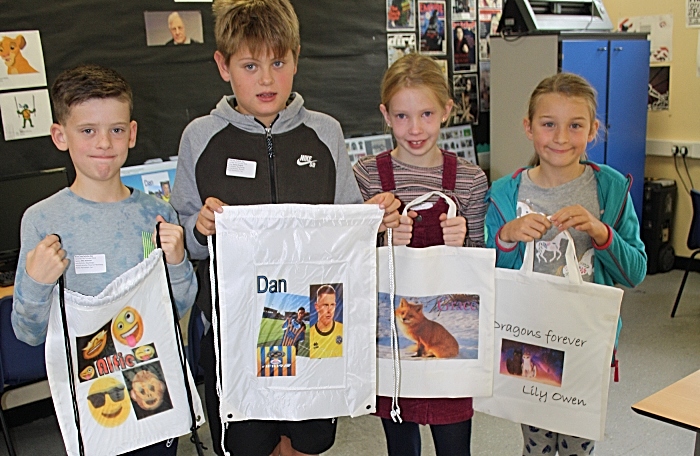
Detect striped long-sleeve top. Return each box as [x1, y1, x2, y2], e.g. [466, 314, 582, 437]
[353, 151, 489, 247]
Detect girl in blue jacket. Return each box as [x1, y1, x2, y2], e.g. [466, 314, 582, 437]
[484, 73, 646, 455]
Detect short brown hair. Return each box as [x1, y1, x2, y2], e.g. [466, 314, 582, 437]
[213, 0, 300, 62]
[526, 73, 599, 166]
[381, 53, 451, 111]
[51, 64, 133, 125]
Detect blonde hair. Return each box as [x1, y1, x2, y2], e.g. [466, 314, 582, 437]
[527, 73, 599, 166]
[213, 0, 300, 62]
[381, 54, 451, 113]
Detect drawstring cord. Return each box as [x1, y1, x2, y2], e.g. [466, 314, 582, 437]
[156, 223, 205, 455]
[387, 228, 402, 423]
[208, 235, 231, 456]
[57, 236, 86, 456]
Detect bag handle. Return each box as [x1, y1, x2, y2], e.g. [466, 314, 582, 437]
[402, 191, 457, 219]
[55, 234, 86, 456]
[206, 233, 230, 456]
[156, 223, 206, 455]
[521, 228, 584, 286]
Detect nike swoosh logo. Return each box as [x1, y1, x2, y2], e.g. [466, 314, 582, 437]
[296, 158, 318, 166]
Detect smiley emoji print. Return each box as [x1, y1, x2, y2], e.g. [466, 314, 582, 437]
[87, 376, 132, 427]
[112, 306, 144, 348]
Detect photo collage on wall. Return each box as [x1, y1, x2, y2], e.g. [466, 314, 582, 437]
[0, 30, 51, 141]
[385, 0, 503, 126]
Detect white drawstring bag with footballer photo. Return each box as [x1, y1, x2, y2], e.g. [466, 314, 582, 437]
[209, 204, 384, 424]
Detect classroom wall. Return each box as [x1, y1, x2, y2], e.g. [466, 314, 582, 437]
[604, 0, 700, 258]
[0, 1, 489, 183]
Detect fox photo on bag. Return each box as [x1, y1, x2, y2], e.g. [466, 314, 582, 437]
[378, 293, 480, 360]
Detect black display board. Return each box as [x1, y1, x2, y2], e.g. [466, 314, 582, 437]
[1, 1, 487, 180]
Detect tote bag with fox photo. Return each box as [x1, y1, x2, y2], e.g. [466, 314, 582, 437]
[210, 204, 384, 423]
[45, 249, 205, 456]
[473, 231, 623, 441]
[377, 191, 496, 400]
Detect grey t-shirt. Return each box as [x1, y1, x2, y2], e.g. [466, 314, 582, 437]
[12, 188, 197, 346]
[517, 166, 599, 281]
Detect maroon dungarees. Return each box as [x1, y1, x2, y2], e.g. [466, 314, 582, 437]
[374, 150, 473, 425]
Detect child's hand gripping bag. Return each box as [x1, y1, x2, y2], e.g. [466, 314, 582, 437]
[209, 204, 384, 422]
[46, 249, 205, 456]
[376, 191, 496, 405]
[474, 231, 623, 441]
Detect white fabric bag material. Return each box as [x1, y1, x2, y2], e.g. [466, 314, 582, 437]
[212, 204, 384, 421]
[474, 232, 623, 441]
[46, 249, 204, 456]
[377, 191, 496, 398]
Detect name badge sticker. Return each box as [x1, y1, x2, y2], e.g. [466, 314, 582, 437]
[74, 254, 107, 275]
[226, 159, 257, 179]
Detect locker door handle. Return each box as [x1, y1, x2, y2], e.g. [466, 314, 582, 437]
[613, 46, 623, 51]
[597, 47, 607, 51]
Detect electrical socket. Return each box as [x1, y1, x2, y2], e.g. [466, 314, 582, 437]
[646, 140, 700, 158]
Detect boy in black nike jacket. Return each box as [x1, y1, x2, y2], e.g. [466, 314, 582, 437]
[170, 1, 399, 455]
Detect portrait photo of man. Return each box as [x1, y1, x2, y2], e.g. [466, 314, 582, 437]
[165, 12, 200, 45]
[309, 284, 344, 359]
[143, 11, 204, 47]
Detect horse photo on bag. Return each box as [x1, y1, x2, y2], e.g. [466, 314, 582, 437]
[499, 338, 565, 387]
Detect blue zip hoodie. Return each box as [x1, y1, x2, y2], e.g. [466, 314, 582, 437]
[485, 162, 647, 288]
[485, 162, 647, 368]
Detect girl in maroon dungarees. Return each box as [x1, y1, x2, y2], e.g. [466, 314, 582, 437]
[353, 53, 488, 456]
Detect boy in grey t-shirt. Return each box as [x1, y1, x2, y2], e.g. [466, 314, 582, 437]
[12, 64, 196, 456]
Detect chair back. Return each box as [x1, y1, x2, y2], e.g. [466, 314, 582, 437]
[688, 189, 700, 250]
[185, 304, 204, 381]
[0, 297, 47, 387]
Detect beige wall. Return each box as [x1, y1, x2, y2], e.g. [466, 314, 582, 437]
[605, 0, 700, 257]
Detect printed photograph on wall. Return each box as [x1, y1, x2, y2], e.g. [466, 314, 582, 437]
[387, 33, 417, 67]
[144, 10, 204, 46]
[387, 0, 416, 31]
[452, 20, 477, 72]
[478, 11, 501, 61]
[377, 293, 480, 360]
[648, 65, 670, 111]
[687, 0, 700, 27]
[499, 338, 565, 387]
[345, 134, 394, 165]
[480, 60, 490, 112]
[419, 1, 446, 55]
[0, 89, 52, 141]
[0, 30, 47, 91]
[618, 15, 672, 63]
[451, 74, 479, 125]
[438, 125, 477, 164]
[452, 0, 476, 20]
